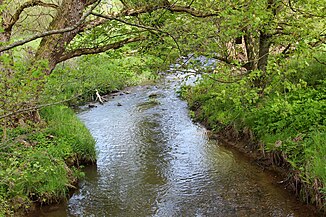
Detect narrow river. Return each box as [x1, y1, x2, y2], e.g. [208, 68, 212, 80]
[31, 74, 318, 217]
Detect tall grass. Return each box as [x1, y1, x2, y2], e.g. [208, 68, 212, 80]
[40, 105, 96, 163]
[306, 130, 326, 193]
[0, 105, 96, 215]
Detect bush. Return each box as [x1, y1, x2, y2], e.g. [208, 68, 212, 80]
[43, 53, 163, 105]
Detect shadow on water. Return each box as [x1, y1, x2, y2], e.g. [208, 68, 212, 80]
[28, 75, 320, 217]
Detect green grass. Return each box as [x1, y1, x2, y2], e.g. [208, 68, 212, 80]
[43, 53, 163, 106]
[40, 105, 96, 163]
[0, 105, 96, 215]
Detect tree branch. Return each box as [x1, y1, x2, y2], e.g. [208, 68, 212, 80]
[0, 1, 218, 53]
[313, 57, 326, 66]
[86, 0, 101, 7]
[79, 17, 107, 32]
[282, 43, 292, 55]
[117, 4, 219, 18]
[5, 0, 59, 32]
[286, 0, 325, 18]
[169, 5, 219, 17]
[169, 68, 245, 84]
[0, 94, 82, 120]
[0, 0, 101, 53]
[59, 36, 145, 63]
[91, 12, 182, 53]
[211, 55, 254, 70]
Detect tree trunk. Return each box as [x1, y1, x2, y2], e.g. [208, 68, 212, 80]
[35, 0, 87, 73]
[243, 30, 257, 71]
[0, 0, 12, 48]
[253, 31, 271, 89]
[257, 31, 271, 73]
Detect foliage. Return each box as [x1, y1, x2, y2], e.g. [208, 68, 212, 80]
[182, 53, 326, 208]
[182, 70, 261, 130]
[42, 52, 164, 105]
[0, 54, 48, 126]
[0, 105, 95, 215]
[0, 33, 163, 215]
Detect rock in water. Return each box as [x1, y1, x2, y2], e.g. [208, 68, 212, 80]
[149, 91, 162, 98]
[88, 103, 97, 108]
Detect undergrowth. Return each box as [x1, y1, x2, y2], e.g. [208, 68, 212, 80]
[0, 105, 96, 216]
[43, 52, 163, 105]
[181, 53, 326, 210]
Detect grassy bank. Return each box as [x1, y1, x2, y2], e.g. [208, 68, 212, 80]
[181, 55, 325, 211]
[43, 52, 164, 106]
[0, 105, 96, 216]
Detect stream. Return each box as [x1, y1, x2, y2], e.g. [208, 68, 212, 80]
[29, 74, 318, 217]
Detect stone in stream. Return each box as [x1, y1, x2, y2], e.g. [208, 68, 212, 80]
[111, 91, 122, 97]
[148, 91, 163, 98]
[88, 103, 97, 108]
[117, 102, 122, 106]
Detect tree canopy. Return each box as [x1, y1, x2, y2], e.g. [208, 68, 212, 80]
[0, 0, 325, 123]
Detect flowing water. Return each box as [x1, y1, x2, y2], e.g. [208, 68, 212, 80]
[29, 74, 319, 217]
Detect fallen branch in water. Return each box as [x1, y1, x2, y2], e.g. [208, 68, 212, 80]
[95, 89, 104, 104]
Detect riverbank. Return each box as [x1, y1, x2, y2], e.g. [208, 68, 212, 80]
[210, 126, 324, 209]
[0, 105, 96, 216]
[180, 65, 326, 212]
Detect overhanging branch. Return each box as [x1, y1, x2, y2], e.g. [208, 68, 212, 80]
[168, 5, 219, 17]
[117, 3, 219, 18]
[0, 94, 83, 120]
[5, 1, 59, 33]
[59, 36, 145, 63]
[286, 0, 325, 18]
[91, 12, 182, 53]
[0, 1, 218, 53]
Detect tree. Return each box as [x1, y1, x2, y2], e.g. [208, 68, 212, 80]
[0, 0, 324, 127]
[0, 0, 218, 71]
[0, 0, 221, 134]
[164, 0, 325, 90]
